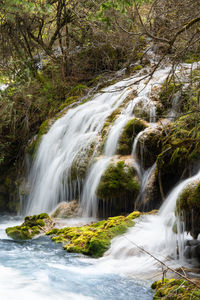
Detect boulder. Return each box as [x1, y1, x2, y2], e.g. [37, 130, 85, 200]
[51, 200, 81, 218]
[96, 160, 140, 217]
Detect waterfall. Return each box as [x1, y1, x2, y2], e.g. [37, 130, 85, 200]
[25, 63, 172, 216]
[98, 168, 200, 277]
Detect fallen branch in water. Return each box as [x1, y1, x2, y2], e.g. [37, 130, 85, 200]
[123, 236, 200, 288]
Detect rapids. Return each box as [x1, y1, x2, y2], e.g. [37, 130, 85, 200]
[0, 216, 152, 300]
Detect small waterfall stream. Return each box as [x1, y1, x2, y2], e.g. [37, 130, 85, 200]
[93, 168, 200, 278]
[25, 64, 171, 216]
[21, 57, 200, 282]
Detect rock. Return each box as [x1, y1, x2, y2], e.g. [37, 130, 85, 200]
[6, 213, 54, 240]
[136, 126, 163, 169]
[117, 118, 148, 155]
[96, 160, 140, 217]
[51, 200, 81, 218]
[176, 180, 200, 238]
[46, 211, 140, 258]
[152, 278, 200, 299]
[139, 168, 161, 210]
[184, 240, 200, 262]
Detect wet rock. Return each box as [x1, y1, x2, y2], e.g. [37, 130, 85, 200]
[136, 127, 163, 169]
[184, 240, 200, 263]
[97, 160, 140, 217]
[139, 168, 161, 211]
[6, 213, 54, 240]
[176, 180, 200, 238]
[51, 200, 81, 218]
[117, 118, 148, 155]
[152, 278, 200, 299]
[47, 211, 140, 258]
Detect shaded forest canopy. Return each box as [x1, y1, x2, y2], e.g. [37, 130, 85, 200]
[0, 0, 200, 211]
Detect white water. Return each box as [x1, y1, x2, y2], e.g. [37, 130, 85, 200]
[26, 64, 171, 216]
[93, 168, 200, 278]
[26, 81, 135, 214]
[0, 216, 152, 300]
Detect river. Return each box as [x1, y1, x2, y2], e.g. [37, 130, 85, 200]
[0, 215, 152, 300]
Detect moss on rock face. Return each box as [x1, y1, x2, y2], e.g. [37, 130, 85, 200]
[117, 118, 147, 155]
[155, 116, 200, 198]
[176, 181, 200, 238]
[152, 278, 200, 299]
[159, 81, 183, 112]
[96, 161, 140, 216]
[47, 211, 140, 257]
[6, 213, 54, 240]
[27, 119, 51, 159]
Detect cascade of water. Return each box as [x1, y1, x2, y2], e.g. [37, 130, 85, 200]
[81, 100, 136, 216]
[25, 85, 133, 215]
[98, 168, 200, 277]
[25, 63, 172, 216]
[81, 67, 172, 217]
[25, 72, 150, 215]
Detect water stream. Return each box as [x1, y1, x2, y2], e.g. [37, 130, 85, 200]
[3, 57, 200, 299]
[0, 216, 152, 300]
[25, 65, 171, 217]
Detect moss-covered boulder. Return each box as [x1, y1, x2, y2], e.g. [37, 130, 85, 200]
[47, 211, 140, 258]
[156, 116, 200, 198]
[96, 160, 140, 217]
[6, 213, 54, 240]
[117, 118, 148, 155]
[176, 181, 200, 239]
[152, 278, 200, 299]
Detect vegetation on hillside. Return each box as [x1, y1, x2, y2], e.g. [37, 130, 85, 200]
[0, 0, 200, 213]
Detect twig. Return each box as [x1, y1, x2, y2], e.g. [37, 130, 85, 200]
[123, 236, 200, 288]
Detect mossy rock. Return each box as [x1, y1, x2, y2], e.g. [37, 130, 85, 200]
[137, 127, 163, 169]
[159, 81, 184, 112]
[152, 278, 200, 299]
[6, 213, 54, 240]
[117, 118, 148, 155]
[96, 161, 140, 217]
[176, 181, 200, 238]
[47, 211, 140, 257]
[155, 117, 200, 197]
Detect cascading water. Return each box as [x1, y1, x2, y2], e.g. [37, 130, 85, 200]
[25, 64, 172, 216]
[94, 168, 200, 278]
[25, 81, 136, 215]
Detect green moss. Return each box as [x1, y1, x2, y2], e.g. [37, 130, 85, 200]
[155, 116, 200, 197]
[117, 118, 147, 155]
[47, 212, 140, 257]
[27, 119, 50, 159]
[176, 181, 200, 238]
[58, 96, 79, 111]
[159, 81, 183, 112]
[132, 65, 142, 71]
[96, 161, 140, 200]
[6, 213, 53, 240]
[184, 51, 200, 63]
[152, 278, 200, 299]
